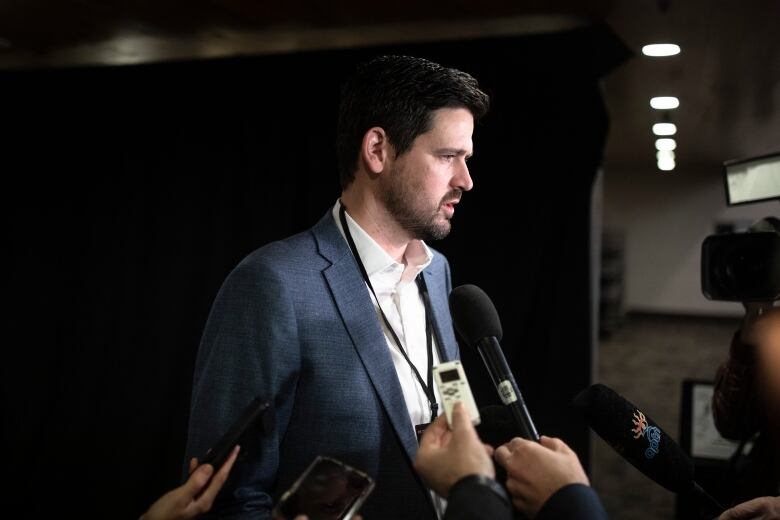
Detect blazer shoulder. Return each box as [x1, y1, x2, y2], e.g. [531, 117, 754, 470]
[235, 228, 327, 278]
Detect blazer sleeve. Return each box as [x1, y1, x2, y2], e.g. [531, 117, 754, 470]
[183, 253, 302, 519]
[536, 484, 609, 520]
[444, 475, 513, 520]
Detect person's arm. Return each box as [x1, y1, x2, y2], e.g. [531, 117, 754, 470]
[533, 484, 608, 520]
[494, 435, 606, 519]
[445, 474, 512, 520]
[141, 447, 240, 520]
[718, 496, 780, 520]
[711, 301, 774, 441]
[183, 255, 301, 518]
[414, 403, 511, 520]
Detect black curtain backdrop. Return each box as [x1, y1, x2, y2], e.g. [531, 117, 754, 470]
[3, 24, 629, 518]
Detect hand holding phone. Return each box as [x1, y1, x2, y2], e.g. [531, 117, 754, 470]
[273, 456, 375, 520]
[201, 397, 271, 470]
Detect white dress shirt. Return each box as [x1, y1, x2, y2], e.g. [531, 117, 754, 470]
[332, 201, 443, 428]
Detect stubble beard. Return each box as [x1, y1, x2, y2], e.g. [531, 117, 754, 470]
[380, 163, 461, 242]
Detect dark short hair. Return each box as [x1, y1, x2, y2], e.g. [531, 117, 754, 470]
[336, 55, 490, 189]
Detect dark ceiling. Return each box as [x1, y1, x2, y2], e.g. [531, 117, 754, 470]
[0, 0, 612, 55]
[603, 0, 780, 169]
[0, 0, 776, 172]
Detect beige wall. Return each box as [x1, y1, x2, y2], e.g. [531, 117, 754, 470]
[603, 165, 779, 317]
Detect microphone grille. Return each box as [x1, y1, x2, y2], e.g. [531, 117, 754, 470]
[572, 384, 695, 493]
[449, 284, 503, 347]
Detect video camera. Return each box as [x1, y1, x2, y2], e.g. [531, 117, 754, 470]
[701, 151, 780, 302]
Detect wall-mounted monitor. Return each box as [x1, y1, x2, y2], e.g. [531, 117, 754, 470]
[723, 151, 780, 206]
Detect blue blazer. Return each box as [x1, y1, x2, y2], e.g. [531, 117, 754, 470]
[184, 210, 460, 519]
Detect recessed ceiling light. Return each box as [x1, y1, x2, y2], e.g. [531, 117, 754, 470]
[656, 150, 676, 161]
[655, 138, 677, 151]
[650, 96, 680, 110]
[657, 158, 676, 171]
[652, 123, 677, 136]
[642, 44, 681, 57]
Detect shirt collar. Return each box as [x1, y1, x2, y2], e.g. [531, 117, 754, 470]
[332, 200, 433, 286]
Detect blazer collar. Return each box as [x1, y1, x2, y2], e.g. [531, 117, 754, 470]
[420, 266, 457, 363]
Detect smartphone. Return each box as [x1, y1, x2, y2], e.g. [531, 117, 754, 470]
[200, 397, 272, 469]
[273, 456, 375, 520]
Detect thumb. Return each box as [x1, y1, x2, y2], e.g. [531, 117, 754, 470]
[539, 435, 567, 452]
[718, 497, 769, 520]
[450, 402, 478, 441]
[182, 463, 214, 497]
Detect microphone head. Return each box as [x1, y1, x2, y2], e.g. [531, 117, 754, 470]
[573, 384, 695, 493]
[449, 284, 503, 347]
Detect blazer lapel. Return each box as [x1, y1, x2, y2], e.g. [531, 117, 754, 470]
[422, 266, 459, 362]
[312, 213, 420, 461]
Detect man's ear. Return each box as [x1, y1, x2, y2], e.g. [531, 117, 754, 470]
[360, 127, 391, 176]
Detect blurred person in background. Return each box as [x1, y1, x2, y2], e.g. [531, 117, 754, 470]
[713, 302, 780, 503]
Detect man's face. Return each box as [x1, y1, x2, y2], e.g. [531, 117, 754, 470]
[379, 107, 475, 241]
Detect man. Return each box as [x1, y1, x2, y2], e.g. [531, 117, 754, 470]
[183, 55, 489, 518]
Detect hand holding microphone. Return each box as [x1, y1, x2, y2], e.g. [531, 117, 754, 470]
[495, 436, 590, 518]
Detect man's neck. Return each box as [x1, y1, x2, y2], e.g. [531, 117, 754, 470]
[340, 190, 411, 265]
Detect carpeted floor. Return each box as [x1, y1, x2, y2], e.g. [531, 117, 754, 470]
[591, 312, 741, 519]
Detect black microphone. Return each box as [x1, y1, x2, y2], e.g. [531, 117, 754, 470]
[449, 284, 539, 441]
[573, 384, 723, 514]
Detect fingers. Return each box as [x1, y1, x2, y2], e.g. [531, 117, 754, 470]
[494, 444, 512, 469]
[188, 457, 198, 475]
[450, 402, 470, 430]
[494, 437, 542, 472]
[218, 445, 241, 472]
[718, 497, 768, 520]
[182, 463, 215, 497]
[483, 444, 495, 457]
[718, 505, 752, 520]
[507, 437, 527, 452]
[450, 402, 479, 444]
[539, 435, 568, 453]
[193, 445, 241, 511]
[419, 413, 450, 449]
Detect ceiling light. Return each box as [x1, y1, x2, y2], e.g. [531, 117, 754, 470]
[657, 158, 676, 171]
[655, 138, 677, 151]
[656, 150, 676, 161]
[650, 96, 680, 109]
[642, 44, 681, 57]
[652, 123, 677, 136]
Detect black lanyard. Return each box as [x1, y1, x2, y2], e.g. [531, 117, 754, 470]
[339, 202, 439, 423]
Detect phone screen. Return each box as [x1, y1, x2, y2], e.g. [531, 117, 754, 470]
[274, 456, 375, 520]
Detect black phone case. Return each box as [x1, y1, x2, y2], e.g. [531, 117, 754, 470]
[200, 397, 272, 469]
